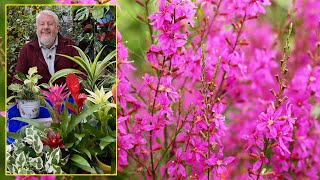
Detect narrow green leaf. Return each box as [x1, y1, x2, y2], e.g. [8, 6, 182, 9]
[72, 46, 91, 68]
[56, 53, 90, 73]
[44, 100, 55, 121]
[61, 101, 70, 134]
[74, 56, 92, 75]
[74, 133, 85, 141]
[49, 122, 60, 129]
[95, 166, 105, 174]
[110, 130, 116, 138]
[95, 50, 116, 79]
[67, 103, 104, 134]
[7, 132, 21, 140]
[11, 117, 46, 131]
[99, 136, 115, 150]
[111, 156, 116, 174]
[64, 142, 74, 149]
[82, 123, 104, 137]
[49, 68, 85, 84]
[71, 162, 96, 174]
[99, 141, 110, 150]
[108, 143, 116, 157]
[94, 62, 116, 84]
[70, 154, 92, 170]
[80, 147, 92, 160]
[100, 136, 116, 143]
[91, 46, 106, 78]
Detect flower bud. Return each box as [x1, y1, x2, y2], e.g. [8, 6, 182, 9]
[135, 0, 145, 7]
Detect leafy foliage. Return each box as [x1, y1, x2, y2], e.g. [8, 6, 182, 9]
[44, 73, 116, 174]
[72, 6, 116, 64]
[8, 67, 44, 101]
[7, 125, 68, 174]
[50, 47, 116, 91]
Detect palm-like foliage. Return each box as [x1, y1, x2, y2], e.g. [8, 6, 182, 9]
[50, 46, 116, 91]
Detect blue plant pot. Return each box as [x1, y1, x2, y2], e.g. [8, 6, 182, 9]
[7, 98, 74, 144]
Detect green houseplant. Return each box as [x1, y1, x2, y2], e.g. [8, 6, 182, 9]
[85, 86, 116, 173]
[7, 125, 68, 174]
[10, 72, 116, 174]
[44, 73, 116, 174]
[8, 67, 45, 119]
[49, 46, 116, 91]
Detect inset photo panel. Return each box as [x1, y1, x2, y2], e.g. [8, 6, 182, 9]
[5, 4, 117, 175]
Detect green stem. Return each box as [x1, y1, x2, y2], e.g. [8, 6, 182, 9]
[256, 139, 269, 180]
[154, 104, 192, 171]
[196, 0, 223, 53]
[148, 56, 166, 180]
[145, 0, 154, 45]
[214, 13, 246, 100]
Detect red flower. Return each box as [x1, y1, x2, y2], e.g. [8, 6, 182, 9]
[42, 130, 64, 149]
[96, 32, 106, 42]
[66, 103, 77, 115]
[66, 73, 87, 115]
[66, 73, 80, 97]
[83, 24, 92, 33]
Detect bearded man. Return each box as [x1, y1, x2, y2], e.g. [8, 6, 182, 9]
[13, 10, 82, 85]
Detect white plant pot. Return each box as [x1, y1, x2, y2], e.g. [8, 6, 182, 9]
[17, 100, 40, 119]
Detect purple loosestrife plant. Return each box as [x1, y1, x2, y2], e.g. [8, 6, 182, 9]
[244, 24, 295, 179]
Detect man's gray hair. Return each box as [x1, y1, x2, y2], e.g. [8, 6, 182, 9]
[36, 10, 60, 27]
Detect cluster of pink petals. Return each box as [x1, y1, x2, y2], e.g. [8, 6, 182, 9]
[41, 84, 69, 122]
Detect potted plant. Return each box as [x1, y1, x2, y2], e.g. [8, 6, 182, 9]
[7, 125, 68, 174]
[49, 46, 116, 91]
[8, 67, 44, 119]
[13, 73, 116, 174]
[40, 73, 116, 174]
[85, 84, 116, 173]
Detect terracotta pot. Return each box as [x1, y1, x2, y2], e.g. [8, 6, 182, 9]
[17, 99, 40, 119]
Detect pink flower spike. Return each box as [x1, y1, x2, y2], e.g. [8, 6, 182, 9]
[41, 83, 70, 122]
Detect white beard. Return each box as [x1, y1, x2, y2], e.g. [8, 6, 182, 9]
[39, 35, 56, 48]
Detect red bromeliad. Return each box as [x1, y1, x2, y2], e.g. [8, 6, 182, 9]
[42, 130, 64, 149]
[66, 73, 87, 115]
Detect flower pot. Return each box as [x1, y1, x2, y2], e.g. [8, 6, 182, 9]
[95, 155, 111, 174]
[17, 99, 40, 119]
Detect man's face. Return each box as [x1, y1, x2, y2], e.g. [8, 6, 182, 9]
[37, 14, 58, 47]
